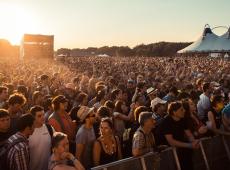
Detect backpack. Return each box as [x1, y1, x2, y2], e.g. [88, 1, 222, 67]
[46, 123, 54, 138]
[0, 138, 25, 170]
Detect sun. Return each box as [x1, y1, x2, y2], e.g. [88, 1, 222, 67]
[0, 3, 37, 45]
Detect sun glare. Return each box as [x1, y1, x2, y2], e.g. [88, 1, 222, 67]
[0, 3, 37, 45]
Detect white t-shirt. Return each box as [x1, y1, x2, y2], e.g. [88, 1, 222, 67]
[29, 124, 52, 170]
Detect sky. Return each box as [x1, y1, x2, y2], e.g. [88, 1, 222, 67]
[0, 0, 229, 49]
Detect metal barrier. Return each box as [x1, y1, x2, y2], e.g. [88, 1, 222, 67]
[91, 135, 230, 170]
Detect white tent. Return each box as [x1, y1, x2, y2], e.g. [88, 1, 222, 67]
[178, 25, 230, 53]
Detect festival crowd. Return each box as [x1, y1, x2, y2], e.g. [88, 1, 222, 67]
[0, 56, 230, 170]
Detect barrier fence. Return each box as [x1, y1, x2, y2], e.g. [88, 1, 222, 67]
[91, 135, 230, 170]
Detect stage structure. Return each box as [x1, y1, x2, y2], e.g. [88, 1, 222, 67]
[20, 34, 54, 60]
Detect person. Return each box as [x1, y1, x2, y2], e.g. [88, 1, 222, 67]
[182, 99, 208, 138]
[222, 103, 230, 132]
[93, 118, 122, 166]
[49, 132, 85, 170]
[49, 95, 76, 153]
[151, 97, 167, 126]
[75, 106, 96, 169]
[205, 95, 230, 135]
[0, 86, 8, 109]
[32, 91, 44, 106]
[74, 92, 88, 107]
[156, 101, 199, 170]
[29, 105, 54, 170]
[113, 100, 130, 139]
[39, 74, 51, 95]
[0, 109, 11, 145]
[146, 87, 158, 102]
[197, 82, 212, 122]
[132, 112, 156, 157]
[162, 86, 178, 102]
[6, 114, 35, 170]
[8, 93, 27, 134]
[111, 89, 123, 103]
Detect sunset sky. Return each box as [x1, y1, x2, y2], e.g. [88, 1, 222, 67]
[0, 0, 229, 49]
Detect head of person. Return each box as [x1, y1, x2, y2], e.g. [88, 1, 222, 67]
[8, 93, 27, 113]
[134, 94, 146, 106]
[30, 105, 45, 127]
[100, 117, 114, 137]
[0, 86, 8, 101]
[0, 109, 10, 132]
[136, 74, 144, 83]
[51, 132, 69, 159]
[134, 106, 149, 122]
[151, 97, 167, 115]
[139, 112, 156, 130]
[97, 106, 111, 120]
[77, 106, 96, 125]
[17, 85, 28, 98]
[168, 101, 185, 120]
[202, 82, 212, 95]
[40, 74, 49, 85]
[111, 89, 122, 101]
[169, 86, 178, 97]
[96, 90, 106, 102]
[114, 100, 128, 114]
[136, 82, 147, 94]
[32, 91, 44, 105]
[211, 95, 224, 112]
[17, 113, 35, 138]
[75, 92, 88, 106]
[127, 79, 135, 89]
[43, 97, 53, 112]
[52, 95, 68, 112]
[104, 100, 115, 114]
[147, 87, 158, 100]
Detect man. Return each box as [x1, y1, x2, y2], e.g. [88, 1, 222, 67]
[75, 106, 96, 169]
[0, 109, 11, 145]
[6, 114, 35, 170]
[0, 86, 8, 109]
[162, 86, 178, 102]
[8, 93, 27, 134]
[29, 106, 54, 170]
[32, 91, 44, 106]
[48, 95, 76, 153]
[197, 82, 212, 122]
[132, 112, 156, 157]
[147, 87, 158, 101]
[151, 97, 167, 125]
[40, 74, 51, 95]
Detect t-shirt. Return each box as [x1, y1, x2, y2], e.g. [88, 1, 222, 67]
[75, 125, 96, 169]
[132, 127, 155, 154]
[155, 116, 188, 146]
[197, 93, 211, 121]
[29, 124, 52, 170]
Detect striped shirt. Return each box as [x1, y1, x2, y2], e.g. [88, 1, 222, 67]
[7, 132, 30, 170]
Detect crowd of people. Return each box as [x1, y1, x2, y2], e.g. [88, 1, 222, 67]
[0, 56, 230, 170]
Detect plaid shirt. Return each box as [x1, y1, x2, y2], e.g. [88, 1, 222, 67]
[132, 127, 155, 154]
[7, 132, 30, 170]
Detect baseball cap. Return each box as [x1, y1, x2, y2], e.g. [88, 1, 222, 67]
[52, 95, 68, 105]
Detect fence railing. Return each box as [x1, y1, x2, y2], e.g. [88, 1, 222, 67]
[91, 135, 230, 170]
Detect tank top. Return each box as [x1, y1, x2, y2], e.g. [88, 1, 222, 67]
[98, 136, 119, 165]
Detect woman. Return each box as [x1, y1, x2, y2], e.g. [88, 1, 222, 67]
[49, 132, 85, 170]
[206, 95, 230, 135]
[182, 99, 208, 138]
[113, 100, 130, 139]
[93, 118, 122, 166]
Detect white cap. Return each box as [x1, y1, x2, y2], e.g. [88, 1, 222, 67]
[151, 97, 167, 110]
